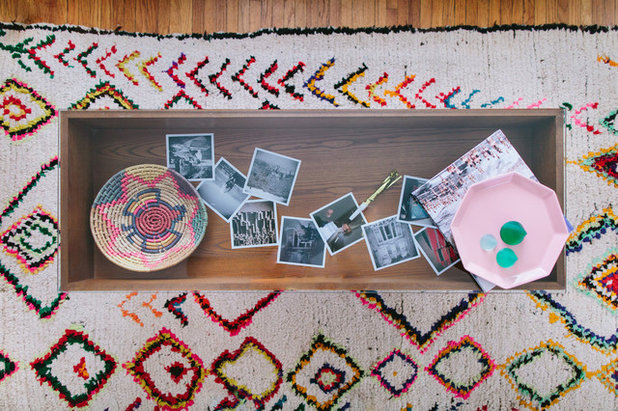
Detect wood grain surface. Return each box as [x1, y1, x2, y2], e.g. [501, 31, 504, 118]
[0, 0, 615, 34]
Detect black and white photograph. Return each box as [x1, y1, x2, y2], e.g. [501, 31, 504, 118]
[412, 130, 536, 245]
[397, 175, 436, 227]
[196, 157, 249, 222]
[413, 227, 460, 275]
[230, 200, 278, 248]
[310, 193, 367, 256]
[363, 215, 420, 270]
[243, 148, 301, 205]
[277, 217, 326, 268]
[166, 133, 215, 181]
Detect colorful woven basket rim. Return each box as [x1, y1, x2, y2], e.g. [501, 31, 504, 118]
[90, 164, 207, 272]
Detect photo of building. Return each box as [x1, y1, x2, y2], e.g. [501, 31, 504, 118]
[363, 216, 419, 270]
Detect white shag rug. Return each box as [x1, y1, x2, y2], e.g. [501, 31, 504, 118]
[0, 22, 616, 410]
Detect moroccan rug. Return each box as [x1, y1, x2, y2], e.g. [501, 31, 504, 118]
[0, 22, 616, 410]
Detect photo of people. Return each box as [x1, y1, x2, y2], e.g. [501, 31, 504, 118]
[310, 193, 367, 255]
[412, 130, 536, 247]
[277, 217, 326, 268]
[230, 200, 278, 248]
[166, 133, 215, 181]
[363, 215, 420, 270]
[244, 148, 301, 205]
[196, 157, 249, 222]
[414, 227, 460, 275]
[397, 175, 436, 227]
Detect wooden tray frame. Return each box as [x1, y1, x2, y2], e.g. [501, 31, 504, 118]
[59, 109, 565, 291]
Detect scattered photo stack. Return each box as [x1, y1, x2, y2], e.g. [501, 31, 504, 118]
[166, 129, 527, 285]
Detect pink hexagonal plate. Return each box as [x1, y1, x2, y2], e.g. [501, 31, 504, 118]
[451, 172, 568, 289]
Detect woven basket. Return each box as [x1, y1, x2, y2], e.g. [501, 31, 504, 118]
[90, 164, 207, 272]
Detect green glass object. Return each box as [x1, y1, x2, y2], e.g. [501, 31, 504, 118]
[496, 248, 518, 268]
[500, 221, 527, 245]
[480, 234, 497, 251]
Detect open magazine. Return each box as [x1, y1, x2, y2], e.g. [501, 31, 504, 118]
[412, 129, 537, 291]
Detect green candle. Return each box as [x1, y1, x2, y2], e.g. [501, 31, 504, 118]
[500, 221, 527, 245]
[496, 248, 518, 268]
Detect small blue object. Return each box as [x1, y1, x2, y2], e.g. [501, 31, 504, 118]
[480, 234, 497, 251]
[564, 216, 574, 232]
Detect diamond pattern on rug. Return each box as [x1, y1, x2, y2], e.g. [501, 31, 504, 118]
[211, 336, 283, 408]
[500, 340, 588, 409]
[287, 334, 363, 411]
[565, 207, 618, 255]
[123, 328, 206, 410]
[0, 349, 18, 384]
[0, 78, 56, 141]
[70, 81, 138, 110]
[193, 291, 281, 336]
[571, 143, 618, 187]
[0, 156, 67, 318]
[595, 357, 618, 396]
[573, 248, 618, 311]
[425, 336, 495, 399]
[355, 291, 485, 352]
[0, 204, 58, 274]
[528, 291, 618, 353]
[30, 329, 117, 408]
[371, 349, 418, 397]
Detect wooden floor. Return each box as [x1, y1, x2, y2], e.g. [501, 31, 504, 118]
[0, 0, 616, 34]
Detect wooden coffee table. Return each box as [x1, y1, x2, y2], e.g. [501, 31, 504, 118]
[60, 109, 565, 291]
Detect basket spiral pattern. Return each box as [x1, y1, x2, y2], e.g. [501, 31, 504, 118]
[90, 164, 207, 271]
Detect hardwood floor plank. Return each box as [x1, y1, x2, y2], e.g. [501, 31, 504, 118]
[557, 0, 569, 23]
[66, 0, 80, 26]
[340, 0, 354, 28]
[282, 0, 295, 27]
[213, 0, 227, 32]
[375, 0, 386, 27]
[226, 0, 239, 32]
[474, 0, 490, 27]
[294, 0, 307, 28]
[442, 0, 455, 26]
[33, 0, 69, 26]
[431, 0, 443, 27]
[261, 0, 273, 29]
[0, 0, 616, 35]
[397, 0, 409, 26]
[311, 0, 329, 28]
[157, 0, 171, 33]
[453, 0, 466, 25]
[419, 0, 433, 27]
[192, 0, 205, 33]
[329, 0, 342, 28]
[534, 0, 547, 24]
[545, 0, 559, 24]
[168, 0, 192, 34]
[522, 0, 535, 25]
[408, 0, 421, 27]
[272, 0, 285, 28]
[249, 0, 261, 32]
[135, 0, 158, 33]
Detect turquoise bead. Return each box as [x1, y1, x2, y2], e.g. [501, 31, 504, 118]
[496, 248, 518, 268]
